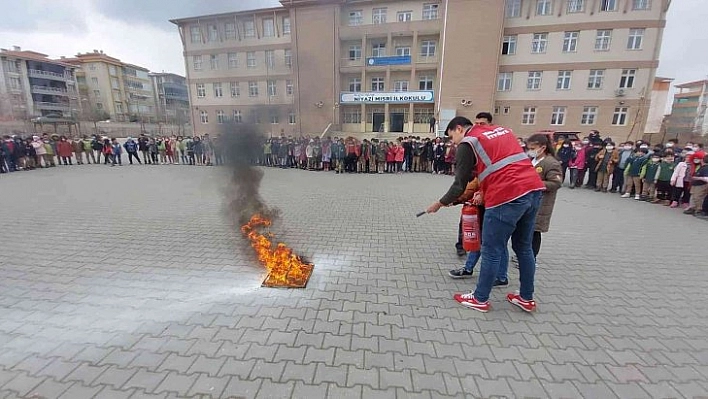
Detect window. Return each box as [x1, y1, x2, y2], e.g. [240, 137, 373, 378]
[531, 33, 548, 53]
[263, 18, 275, 37]
[600, 0, 617, 11]
[228, 53, 238, 69]
[588, 69, 605, 89]
[283, 17, 291, 35]
[613, 107, 628, 125]
[502, 35, 517, 55]
[230, 82, 240, 97]
[217, 110, 225, 124]
[420, 41, 436, 57]
[265, 50, 275, 69]
[191, 55, 202, 71]
[270, 110, 279, 124]
[581, 106, 598, 125]
[210, 54, 219, 70]
[557, 71, 572, 90]
[247, 52, 256, 68]
[248, 81, 259, 97]
[595, 30, 612, 50]
[225, 22, 236, 39]
[619, 69, 636, 88]
[522, 107, 537, 125]
[419, 76, 434, 90]
[244, 20, 255, 38]
[567, 0, 585, 12]
[190, 26, 201, 43]
[371, 77, 385, 92]
[536, 0, 553, 15]
[563, 31, 579, 52]
[93, 89, 101, 97]
[208, 25, 218, 41]
[372, 43, 386, 57]
[344, 109, 362, 123]
[527, 71, 542, 90]
[268, 80, 277, 96]
[551, 106, 566, 125]
[109, 65, 117, 75]
[233, 110, 242, 123]
[200, 110, 208, 124]
[633, 0, 650, 10]
[349, 78, 362, 92]
[423, 3, 439, 19]
[96, 103, 103, 110]
[394, 80, 409, 92]
[396, 46, 411, 56]
[286, 80, 293, 95]
[289, 110, 296, 124]
[111, 77, 119, 89]
[497, 73, 513, 91]
[9, 77, 20, 89]
[284, 49, 292, 67]
[349, 45, 362, 61]
[373, 8, 387, 24]
[91, 77, 99, 86]
[115, 103, 123, 113]
[349, 10, 363, 26]
[397, 11, 412, 22]
[505, 0, 522, 17]
[627, 28, 645, 50]
[213, 83, 223, 98]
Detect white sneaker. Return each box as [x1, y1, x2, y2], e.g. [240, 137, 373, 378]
[634, 195, 641, 200]
[621, 193, 630, 198]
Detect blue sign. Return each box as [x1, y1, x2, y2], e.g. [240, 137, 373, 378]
[366, 56, 411, 66]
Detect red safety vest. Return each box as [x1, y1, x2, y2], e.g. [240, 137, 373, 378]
[461, 124, 544, 208]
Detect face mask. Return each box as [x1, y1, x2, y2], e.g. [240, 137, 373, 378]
[652, 157, 660, 162]
[526, 149, 538, 159]
[695, 159, 702, 164]
[562, 144, 569, 148]
[606, 146, 614, 150]
[574, 146, 582, 151]
[640, 145, 649, 149]
[666, 143, 674, 148]
[623, 146, 632, 150]
[665, 158, 673, 162]
[582, 141, 589, 145]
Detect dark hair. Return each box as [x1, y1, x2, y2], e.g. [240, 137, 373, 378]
[527, 134, 556, 157]
[445, 116, 473, 134]
[475, 112, 493, 123]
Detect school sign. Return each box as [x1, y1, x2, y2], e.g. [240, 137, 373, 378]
[340, 91, 435, 104]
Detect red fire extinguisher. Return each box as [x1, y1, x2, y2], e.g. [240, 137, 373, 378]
[461, 203, 481, 252]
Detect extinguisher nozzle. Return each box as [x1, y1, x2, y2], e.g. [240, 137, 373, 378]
[416, 211, 426, 217]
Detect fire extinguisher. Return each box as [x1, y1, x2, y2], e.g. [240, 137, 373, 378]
[461, 203, 481, 252]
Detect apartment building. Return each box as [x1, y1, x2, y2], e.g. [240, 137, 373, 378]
[0, 46, 79, 120]
[172, 0, 668, 139]
[644, 75, 672, 139]
[150, 72, 190, 125]
[63, 51, 158, 123]
[665, 79, 708, 140]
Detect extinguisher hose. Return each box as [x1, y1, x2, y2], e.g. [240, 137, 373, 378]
[415, 211, 426, 217]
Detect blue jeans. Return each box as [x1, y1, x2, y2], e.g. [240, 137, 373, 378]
[474, 191, 542, 303]
[464, 248, 509, 282]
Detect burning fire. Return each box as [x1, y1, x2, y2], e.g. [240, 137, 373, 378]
[240, 214, 314, 288]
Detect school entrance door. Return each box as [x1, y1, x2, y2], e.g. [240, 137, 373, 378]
[373, 113, 385, 132]
[390, 113, 405, 133]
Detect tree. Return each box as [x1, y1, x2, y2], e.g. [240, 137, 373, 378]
[81, 106, 110, 135]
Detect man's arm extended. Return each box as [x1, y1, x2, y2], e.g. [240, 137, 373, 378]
[440, 143, 477, 205]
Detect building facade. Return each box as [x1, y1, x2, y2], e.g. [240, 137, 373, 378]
[643, 75, 672, 140]
[665, 79, 708, 141]
[149, 72, 190, 126]
[0, 46, 79, 121]
[172, 0, 669, 139]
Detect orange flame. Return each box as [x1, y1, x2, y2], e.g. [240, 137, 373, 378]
[240, 214, 314, 288]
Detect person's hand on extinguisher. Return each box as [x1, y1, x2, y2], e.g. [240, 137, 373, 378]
[425, 201, 444, 214]
[471, 191, 483, 206]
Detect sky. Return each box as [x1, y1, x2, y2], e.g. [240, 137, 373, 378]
[0, 0, 705, 89]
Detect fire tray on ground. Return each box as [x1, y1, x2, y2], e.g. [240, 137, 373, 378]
[261, 263, 314, 288]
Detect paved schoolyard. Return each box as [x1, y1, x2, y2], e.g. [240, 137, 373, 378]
[0, 164, 707, 399]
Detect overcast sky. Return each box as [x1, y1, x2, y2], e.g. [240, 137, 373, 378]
[0, 0, 704, 88]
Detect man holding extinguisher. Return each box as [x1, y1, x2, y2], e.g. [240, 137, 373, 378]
[426, 113, 545, 313]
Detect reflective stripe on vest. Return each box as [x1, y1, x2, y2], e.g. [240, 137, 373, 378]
[461, 136, 529, 182]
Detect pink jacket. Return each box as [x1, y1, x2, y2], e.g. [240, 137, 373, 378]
[671, 161, 687, 188]
[568, 147, 586, 169]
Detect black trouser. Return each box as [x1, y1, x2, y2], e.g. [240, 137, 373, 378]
[611, 167, 625, 192]
[150, 152, 158, 163]
[703, 194, 708, 213]
[128, 152, 141, 164]
[532, 231, 542, 258]
[141, 150, 150, 164]
[560, 162, 569, 184]
[587, 165, 598, 188]
[656, 180, 671, 200]
[61, 156, 72, 165]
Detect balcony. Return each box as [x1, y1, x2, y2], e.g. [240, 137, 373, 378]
[339, 19, 441, 41]
[31, 85, 69, 96]
[28, 69, 72, 81]
[35, 101, 70, 111]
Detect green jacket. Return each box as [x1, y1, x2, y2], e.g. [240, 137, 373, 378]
[44, 142, 54, 155]
[83, 140, 92, 151]
[657, 161, 675, 181]
[642, 161, 660, 181]
[158, 142, 166, 151]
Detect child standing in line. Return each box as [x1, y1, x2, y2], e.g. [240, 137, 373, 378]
[622, 148, 649, 199]
[102, 138, 113, 165]
[685, 154, 708, 216]
[654, 151, 675, 205]
[394, 141, 405, 174]
[568, 142, 585, 189]
[641, 153, 661, 201]
[670, 150, 691, 208]
[111, 139, 122, 166]
[593, 142, 619, 193]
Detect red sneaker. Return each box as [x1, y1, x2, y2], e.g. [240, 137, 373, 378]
[506, 292, 536, 312]
[453, 292, 490, 312]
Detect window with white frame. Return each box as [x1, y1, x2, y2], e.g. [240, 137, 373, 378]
[600, 0, 617, 11]
[497, 73, 513, 91]
[265, 50, 275, 69]
[270, 110, 279, 124]
[522, 107, 537, 125]
[612, 107, 628, 125]
[423, 3, 439, 19]
[210, 54, 218, 70]
[190, 26, 201, 43]
[551, 106, 566, 125]
[286, 80, 293, 95]
[349, 10, 363, 26]
[588, 69, 605, 89]
[557, 71, 572, 90]
[213, 83, 223, 98]
[567, 0, 585, 13]
[200, 110, 208, 124]
[394, 80, 409, 92]
[267, 80, 277, 96]
[289, 110, 296, 124]
[343, 109, 362, 123]
[563, 31, 579, 52]
[196, 83, 206, 98]
[283, 17, 291, 35]
[397, 11, 412, 22]
[230, 82, 240, 97]
[372, 43, 386, 57]
[627, 28, 645, 50]
[8, 77, 20, 89]
[581, 106, 598, 125]
[247, 52, 256, 68]
[396, 46, 411, 56]
[248, 81, 258, 97]
[225, 23, 236, 39]
[228, 53, 238, 69]
[536, 0, 553, 15]
[373, 8, 387, 24]
[532, 33, 548, 53]
[217, 110, 225, 124]
[244, 20, 255, 37]
[619, 69, 636, 88]
[420, 40, 436, 57]
[263, 18, 275, 37]
[193, 55, 202, 71]
[233, 110, 242, 123]
[91, 77, 98, 86]
[527, 71, 543, 90]
[505, 0, 522, 17]
[633, 0, 650, 10]
[208, 25, 218, 41]
[349, 45, 361, 60]
[284, 49, 292, 67]
[502, 35, 517, 55]
[349, 77, 362, 92]
[595, 29, 612, 50]
[419, 75, 434, 90]
[371, 77, 385, 92]
[94, 89, 102, 98]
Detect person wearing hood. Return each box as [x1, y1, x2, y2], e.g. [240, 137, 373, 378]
[123, 137, 141, 164]
[56, 136, 73, 165]
[91, 135, 104, 164]
[31, 136, 47, 167]
[556, 140, 575, 186]
[593, 142, 619, 193]
[72, 136, 84, 164]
